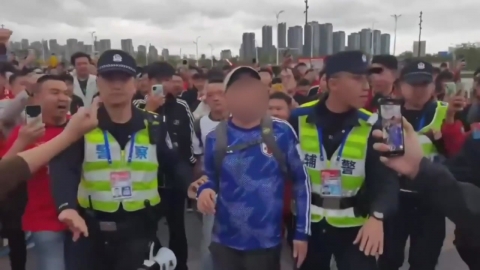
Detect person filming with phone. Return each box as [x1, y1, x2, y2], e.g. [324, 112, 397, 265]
[378, 60, 465, 270]
[289, 51, 399, 270]
[48, 50, 186, 270]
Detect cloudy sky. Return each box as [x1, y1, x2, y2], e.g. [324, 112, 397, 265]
[2, 0, 479, 57]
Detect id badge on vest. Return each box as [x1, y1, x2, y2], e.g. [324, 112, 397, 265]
[110, 171, 133, 199]
[320, 169, 342, 197]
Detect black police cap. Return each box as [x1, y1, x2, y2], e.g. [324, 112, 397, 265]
[400, 60, 433, 85]
[324, 51, 369, 78]
[97, 50, 137, 77]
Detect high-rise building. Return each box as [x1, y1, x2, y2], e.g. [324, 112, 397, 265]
[148, 45, 158, 61]
[138, 45, 147, 54]
[41, 40, 49, 57]
[380, 34, 391, 54]
[332, 31, 346, 53]
[277, 23, 287, 50]
[20, 39, 29, 49]
[359, 29, 371, 54]
[347, 33, 361, 51]
[121, 39, 134, 55]
[77, 41, 85, 52]
[66, 39, 78, 57]
[303, 24, 313, 57]
[161, 48, 169, 59]
[48, 39, 58, 54]
[220, 49, 232, 60]
[310, 21, 321, 56]
[262, 25, 273, 50]
[413, 41, 427, 57]
[241, 32, 256, 61]
[84, 45, 93, 55]
[99, 39, 111, 53]
[372, 30, 381, 55]
[287, 26, 303, 54]
[319, 23, 333, 56]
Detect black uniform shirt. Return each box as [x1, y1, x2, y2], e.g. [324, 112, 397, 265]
[289, 96, 399, 217]
[49, 106, 186, 221]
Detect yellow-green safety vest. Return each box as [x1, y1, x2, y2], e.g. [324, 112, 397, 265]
[417, 101, 448, 161]
[78, 119, 160, 213]
[297, 100, 373, 227]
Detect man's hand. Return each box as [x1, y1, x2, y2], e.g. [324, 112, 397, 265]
[372, 117, 423, 179]
[145, 94, 165, 112]
[292, 240, 308, 268]
[58, 209, 89, 241]
[353, 217, 384, 256]
[445, 95, 465, 122]
[424, 129, 442, 141]
[188, 176, 208, 199]
[63, 97, 100, 142]
[197, 188, 216, 215]
[18, 120, 45, 145]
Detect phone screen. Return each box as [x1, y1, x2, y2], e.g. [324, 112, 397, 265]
[379, 99, 405, 157]
[25, 105, 42, 125]
[444, 82, 457, 98]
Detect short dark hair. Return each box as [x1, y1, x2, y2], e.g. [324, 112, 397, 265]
[192, 73, 207, 80]
[206, 69, 224, 84]
[258, 68, 272, 77]
[440, 62, 448, 68]
[433, 67, 441, 75]
[272, 77, 282, 84]
[59, 73, 74, 84]
[436, 70, 454, 82]
[297, 78, 311, 87]
[37, 74, 64, 84]
[70, 52, 91, 66]
[146, 61, 176, 80]
[269, 91, 292, 106]
[295, 63, 307, 69]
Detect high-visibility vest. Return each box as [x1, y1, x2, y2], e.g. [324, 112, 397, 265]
[417, 101, 448, 161]
[298, 100, 373, 227]
[78, 121, 160, 213]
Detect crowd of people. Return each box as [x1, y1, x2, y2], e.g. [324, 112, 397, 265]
[0, 46, 479, 270]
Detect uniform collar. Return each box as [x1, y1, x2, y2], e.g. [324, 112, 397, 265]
[306, 94, 368, 127]
[97, 105, 146, 131]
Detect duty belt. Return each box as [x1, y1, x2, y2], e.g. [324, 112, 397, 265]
[311, 193, 358, 210]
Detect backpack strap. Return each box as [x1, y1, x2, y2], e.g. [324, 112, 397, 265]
[193, 118, 202, 147]
[214, 120, 229, 186]
[260, 116, 288, 177]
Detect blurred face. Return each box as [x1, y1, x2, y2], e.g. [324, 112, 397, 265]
[304, 70, 317, 83]
[268, 98, 290, 120]
[369, 64, 396, 94]
[38, 79, 70, 119]
[97, 72, 135, 106]
[226, 76, 268, 122]
[400, 81, 434, 106]
[328, 72, 369, 109]
[259, 72, 272, 86]
[319, 74, 327, 91]
[193, 78, 206, 92]
[172, 75, 184, 96]
[297, 65, 308, 76]
[74, 57, 91, 78]
[10, 77, 26, 95]
[205, 83, 226, 113]
[136, 75, 148, 94]
[296, 85, 310, 96]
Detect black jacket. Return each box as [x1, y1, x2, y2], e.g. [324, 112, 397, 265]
[154, 94, 201, 165]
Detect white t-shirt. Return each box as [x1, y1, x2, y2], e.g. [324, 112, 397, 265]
[195, 114, 221, 153]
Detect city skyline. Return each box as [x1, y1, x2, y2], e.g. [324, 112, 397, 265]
[2, 0, 479, 57]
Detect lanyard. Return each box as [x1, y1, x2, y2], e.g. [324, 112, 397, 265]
[317, 127, 352, 164]
[103, 131, 136, 165]
[416, 115, 425, 132]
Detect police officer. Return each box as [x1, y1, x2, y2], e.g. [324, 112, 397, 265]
[49, 50, 186, 270]
[289, 51, 399, 270]
[378, 60, 464, 270]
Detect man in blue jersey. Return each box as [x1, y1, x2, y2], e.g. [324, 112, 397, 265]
[197, 66, 311, 270]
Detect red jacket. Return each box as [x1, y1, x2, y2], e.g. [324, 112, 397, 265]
[2, 124, 67, 232]
[442, 120, 467, 156]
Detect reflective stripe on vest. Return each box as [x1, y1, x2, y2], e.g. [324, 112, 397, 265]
[78, 123, 160, 213]
[298, 104, 372, 227]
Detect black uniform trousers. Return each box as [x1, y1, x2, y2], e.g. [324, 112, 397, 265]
[159, 188, 189, 270]
[0, 183, 27, 270]
[66, 212, 159, 270]
[210, 242, 282, 270]
[295, 220, 378, 270]
[378, 192, 445, 270]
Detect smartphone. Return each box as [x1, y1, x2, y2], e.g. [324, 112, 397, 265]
[378, 98, 405, 157]
[444, 82, 457, 98]
[152, 84, 164, 96]
[25, 105, 42, 125]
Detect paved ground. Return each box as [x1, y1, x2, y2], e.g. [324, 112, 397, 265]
[0, 214, 467, 270]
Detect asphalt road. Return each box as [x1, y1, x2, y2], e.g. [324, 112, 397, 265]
[0, 214, 467, 270]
